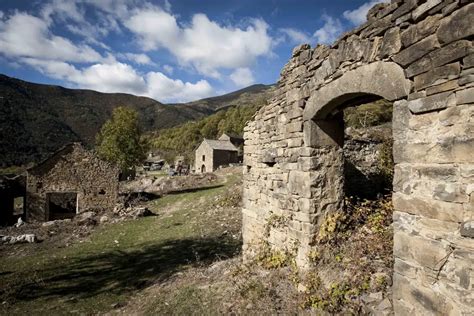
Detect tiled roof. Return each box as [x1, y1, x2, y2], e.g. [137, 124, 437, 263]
[204, 139, 238, 151]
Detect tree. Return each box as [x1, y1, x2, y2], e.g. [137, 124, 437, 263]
[96, 106, 147, 170]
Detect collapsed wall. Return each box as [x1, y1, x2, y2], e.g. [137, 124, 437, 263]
[242, 1, 473, 314]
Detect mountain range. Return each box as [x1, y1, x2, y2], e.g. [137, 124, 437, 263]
[0, 74, 273, 167]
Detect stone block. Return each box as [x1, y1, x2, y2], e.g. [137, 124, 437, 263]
[464, 54, 474, 68]
[456, 87, 474, 104]
[394, 230, 451, 270]
[379, 27, 402, 58]
[288, 170, 311, 198]
[437, 3, 474, 44]
[392, 35, 440, 67]
[285, 121, 303, 133]
[413, 0, 442, 21]
[414, 62, 460, 91]
[433, 183, 468, 203]
[426, 80, 459, 96]
[401, 14, 441, 47]
[459, 75, 474, 86]
[406, 40, 473, 77]
[393, 192, 464, 222]
[407, 91, 456, 114]
[392, 0, 417, 20]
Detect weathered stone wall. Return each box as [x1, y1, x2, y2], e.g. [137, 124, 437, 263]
[243, 1, 473, 314]
[195, 142, 214, 173]
[26, 143, 119, 221]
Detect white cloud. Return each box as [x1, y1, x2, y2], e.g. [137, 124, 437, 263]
[279, 28, 311, 45]
[313, 14, 344, 45]
[146, 72, 213, 102]
[0, 12, 102, 63]
[163, 64, 174, 75]
[124, 7, 273, 77]
[122, 53, 154, 65]
[343, 0, 389, 25]
[229, 68, 255, 87]
[21, 57, 213, 103]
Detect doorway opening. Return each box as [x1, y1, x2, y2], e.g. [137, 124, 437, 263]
[342, 98, 393, 199]
[201, 165, 206, 173]
[47, 192, 78, 220]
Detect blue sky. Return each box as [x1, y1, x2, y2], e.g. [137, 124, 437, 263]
[0, 0, 386, 103]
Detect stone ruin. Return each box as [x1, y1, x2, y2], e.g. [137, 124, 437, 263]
[242, 1, 473, 314]
[26, 143, 119, 222]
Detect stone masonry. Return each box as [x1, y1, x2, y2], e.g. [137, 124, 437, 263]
[26, 143, 119, 221]
[242, 1, 473, 314]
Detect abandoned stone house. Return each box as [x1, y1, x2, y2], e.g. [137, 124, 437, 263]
[195, 136, 241, 173]
[26, 143, 119, 221]
[219, 133, 244, 150]
[242, 2, 473, 315]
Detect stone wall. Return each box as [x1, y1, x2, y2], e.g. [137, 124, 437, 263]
[26, 143, 119, 221]
[242, 1, 473, 314]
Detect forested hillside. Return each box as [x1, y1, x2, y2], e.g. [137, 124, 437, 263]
[150, 102, 265, 162]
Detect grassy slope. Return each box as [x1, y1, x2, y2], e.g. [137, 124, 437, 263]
[0, 171, 242, 315]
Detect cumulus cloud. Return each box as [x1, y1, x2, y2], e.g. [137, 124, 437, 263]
[21, 57, 213, 102]
[0, 12, 102, 62]
[279, 28, 311, 45]
[229, 68, 255, 87]
[313, 14, 344, 45]
[124, 7, 273, 77]
[343, 0, 389, 25]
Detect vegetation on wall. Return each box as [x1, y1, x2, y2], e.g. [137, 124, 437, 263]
[343, 99, 392, 129]
[149, 102, 264, 163]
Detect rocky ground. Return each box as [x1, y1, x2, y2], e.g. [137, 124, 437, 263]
[0, 166, 393, 315]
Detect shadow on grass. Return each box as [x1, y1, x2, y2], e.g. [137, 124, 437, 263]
[165, 184, 224, 195]
[11, 235, 241, 302]
[122, 184, 225, 206]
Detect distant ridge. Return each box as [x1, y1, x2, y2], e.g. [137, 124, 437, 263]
[0, 74, 273, 167]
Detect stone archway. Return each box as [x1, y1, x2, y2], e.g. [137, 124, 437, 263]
[242, 2, 473, 314]
[300, 62, 410, 221]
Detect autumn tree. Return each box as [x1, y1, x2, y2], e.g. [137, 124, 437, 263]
[96, 106, 147, 170]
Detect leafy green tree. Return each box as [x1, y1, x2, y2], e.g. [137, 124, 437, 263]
[96, 106, 147, 170]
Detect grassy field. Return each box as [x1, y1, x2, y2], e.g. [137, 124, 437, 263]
[0, 171, 242, 315]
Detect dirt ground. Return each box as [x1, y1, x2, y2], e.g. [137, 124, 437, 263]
[0, 166, 393, 315]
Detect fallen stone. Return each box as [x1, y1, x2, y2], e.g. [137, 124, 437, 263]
[460, 221, 474, 238]
[99, 215, 109, 224]
[1, 234, 37, 244]
[14, 217, 24, 228]
[133, 207, 154, 219]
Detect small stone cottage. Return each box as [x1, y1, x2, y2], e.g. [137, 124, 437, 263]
[26, 143, 119, 221]
[195, 136, 240, 173]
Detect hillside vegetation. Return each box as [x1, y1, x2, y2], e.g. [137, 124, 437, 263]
[150, 101, 265, 162]
[0, 74, 272, 167]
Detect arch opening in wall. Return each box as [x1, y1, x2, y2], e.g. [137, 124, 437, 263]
[303, 61, 410, 203]
[201, 164, 206, 173]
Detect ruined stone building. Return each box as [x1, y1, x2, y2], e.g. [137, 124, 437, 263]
[0, 175, 25, 226]
[242, 2, 473, 314]
[195, 137, 240, 173]
[26, 143, 119, 221]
